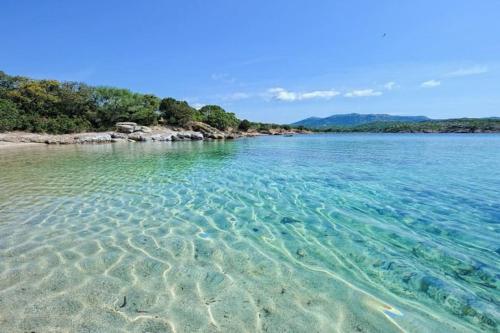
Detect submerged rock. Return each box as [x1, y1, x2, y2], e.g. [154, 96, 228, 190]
[281, 217, 301, 224]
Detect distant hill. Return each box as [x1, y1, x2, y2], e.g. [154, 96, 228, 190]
[292, 113, 430, 128]
[321, 118, 500, 133]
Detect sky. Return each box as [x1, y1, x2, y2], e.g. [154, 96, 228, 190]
[1, 0, 499, 123]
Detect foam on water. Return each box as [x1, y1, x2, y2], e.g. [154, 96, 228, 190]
[0, 134, 499, 332]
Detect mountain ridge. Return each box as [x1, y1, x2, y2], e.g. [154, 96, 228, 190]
[292, 113, 431, 128]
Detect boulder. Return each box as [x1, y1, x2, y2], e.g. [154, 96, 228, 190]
[111, 138, 127, 143]
[111, 132, 128, 139]
[116, 122, 152, 133]
[185, 121, 226, 138]
[136, 126, 152, 133]
[128, 132, 149, 142]
[76, 133, 112, 144]
[190, 132, 204, 140]
[208, 133, 225, 139]
[177, 131, 193, 140]
[151, 133, 173, 141]
[116, 122, 137, 133]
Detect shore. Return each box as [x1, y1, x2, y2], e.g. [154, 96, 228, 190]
[0, 122, 309, 148]
[0, 141, 45, 149]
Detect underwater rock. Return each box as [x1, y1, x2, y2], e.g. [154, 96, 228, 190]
[281, 217, 301, 224]
[419, 275, 446, 294]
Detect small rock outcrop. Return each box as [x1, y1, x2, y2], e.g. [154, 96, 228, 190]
[185, 121, 225, 139]
[116, 122, 137, 133]
[75, 133, 112, 144]
[151, 133, 174, 141]
[128, 132, 149, 142]
[116, 122, 152, 134]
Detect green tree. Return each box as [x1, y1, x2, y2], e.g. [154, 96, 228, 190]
[238, 119, 251, 131]
[93, 87, 159, 129]
[200, 105, 239, 130]
[159, 98, 195, 126]
[0, 98, 21, 131]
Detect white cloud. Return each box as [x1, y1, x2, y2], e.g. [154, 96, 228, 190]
[268, 88, 297, 101]
[268, 87, 340, 101]
[446, 65, 488, 77]
[421, 80, 441, 88]
[344, 89, 383, 97]
[384, 81, 397, 90]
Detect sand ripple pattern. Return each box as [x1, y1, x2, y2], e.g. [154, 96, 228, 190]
[0, 135, 499, 332]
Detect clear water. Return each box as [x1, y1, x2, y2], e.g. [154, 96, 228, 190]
[0, 134, 499, 333]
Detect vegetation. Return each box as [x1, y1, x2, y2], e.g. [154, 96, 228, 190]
[319, 118, 500, 133]
[199, 105, 239, 130]
[0, 71, 164, 134]
[0, 98, 21, 131]
[238, 119, 251, 131]
[0, 70, 300, 134]
[159, 97, 197, 127]
[292, 113, 430, 128]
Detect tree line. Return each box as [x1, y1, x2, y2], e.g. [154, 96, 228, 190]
[0, 70, 268, 134]
[318, 119, 500, 133]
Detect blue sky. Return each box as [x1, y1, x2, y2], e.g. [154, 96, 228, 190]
[1, 0, 499, 123]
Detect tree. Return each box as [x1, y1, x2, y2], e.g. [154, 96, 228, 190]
[200, 105, 239, 130]
[238, 119, 251, 131]
[159, 98, 195, 126]
[0, 98, 21, 131]
[93, 87, 159, 128]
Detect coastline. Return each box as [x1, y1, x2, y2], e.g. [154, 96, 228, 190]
[0, 141, 45, 149]
[0, 122, 309, 147]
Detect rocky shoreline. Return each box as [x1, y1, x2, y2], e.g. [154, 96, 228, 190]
[0, 121, 309, 146]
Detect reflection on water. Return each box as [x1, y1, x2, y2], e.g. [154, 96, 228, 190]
[0, 135, 499, 332]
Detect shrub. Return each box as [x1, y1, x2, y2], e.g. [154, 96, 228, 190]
[200, 105, 239, 130]
[159, 98, 195, 126]
[238, 119, 251, 131]
[0, 98, 21, 131]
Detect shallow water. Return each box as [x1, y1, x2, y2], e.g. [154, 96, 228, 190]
[0, 134, 499, 333]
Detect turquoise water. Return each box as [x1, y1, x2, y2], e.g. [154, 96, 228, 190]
[0, 134, 499, 333]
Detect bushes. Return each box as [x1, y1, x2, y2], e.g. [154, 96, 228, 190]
[93, 88, 160, 129]
[0, 70, 296, 134]
[199, 105, 239, 130]
[238, 119, 251, 131]
[0, 98, 21, 131]
[159, 98, 196, 127]
[0, 71, 161, 133]
[19, 115, 91, 134]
